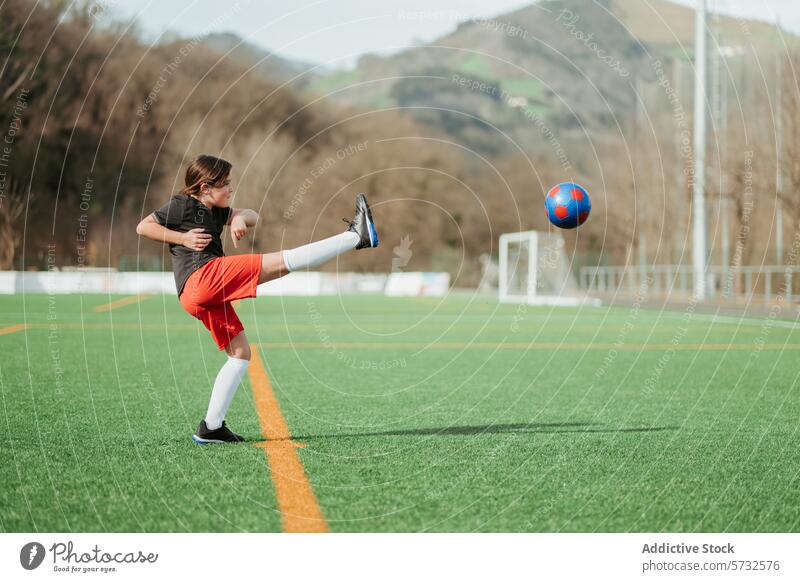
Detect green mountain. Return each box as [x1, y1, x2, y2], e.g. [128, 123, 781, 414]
[307, 0, 780, 155]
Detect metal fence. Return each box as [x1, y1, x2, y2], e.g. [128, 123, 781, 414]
[579, 265, 798, 303]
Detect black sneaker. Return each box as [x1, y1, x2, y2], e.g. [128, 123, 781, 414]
[192, 420, 245, 444]
[344, 193, 379, 249]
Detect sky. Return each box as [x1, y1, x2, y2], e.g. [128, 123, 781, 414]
[105, 0, 800, 69]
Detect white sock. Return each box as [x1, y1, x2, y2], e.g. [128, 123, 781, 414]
[205, 356, 249, 430]
[282, 231, 359, 272]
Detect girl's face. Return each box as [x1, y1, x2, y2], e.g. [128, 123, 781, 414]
[201, 177, 233, 208]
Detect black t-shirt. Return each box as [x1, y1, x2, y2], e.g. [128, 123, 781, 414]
[152, 194, 231, 295]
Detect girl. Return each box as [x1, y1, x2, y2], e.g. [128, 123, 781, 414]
[136, 154, 378, 443]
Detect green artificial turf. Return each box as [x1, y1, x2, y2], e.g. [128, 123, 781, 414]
[1, 293, 798, 532]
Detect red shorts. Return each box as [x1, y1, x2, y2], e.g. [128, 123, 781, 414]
[179, 254, 261, 350]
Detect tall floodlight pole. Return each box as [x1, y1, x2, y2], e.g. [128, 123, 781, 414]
[713, 6, 730, 295]
[636, 77, 647, 285]
[673, 60, 684, 264]
[693, 0, 708, 299]
[776, 22, 784, 267]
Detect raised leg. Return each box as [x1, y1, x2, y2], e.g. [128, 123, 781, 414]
[258, 251, 289, 285]
[256, 194, 377, 286]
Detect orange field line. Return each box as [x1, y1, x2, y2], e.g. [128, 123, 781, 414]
[0, 323, 29, 336]
[248, 346, 328, 533]
[94, 295, 151, 313]
[256, 341, 800, 351]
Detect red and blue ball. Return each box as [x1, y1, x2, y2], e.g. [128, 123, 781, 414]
[544, 182, 591, 229]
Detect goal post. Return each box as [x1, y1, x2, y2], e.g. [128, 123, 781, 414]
[498, 230, 597, 306]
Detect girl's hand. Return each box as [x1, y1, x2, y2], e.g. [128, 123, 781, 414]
[230, 215, 248, 248]
[181, 228, 212, 251]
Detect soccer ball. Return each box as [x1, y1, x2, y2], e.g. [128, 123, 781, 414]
[544, 182, 591, 229]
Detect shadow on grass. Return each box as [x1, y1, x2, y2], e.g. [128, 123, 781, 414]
[256, 422, 677, 442]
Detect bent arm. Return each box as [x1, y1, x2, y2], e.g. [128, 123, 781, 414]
[228, 208, 258, 226]
[136, 214, 185, 245]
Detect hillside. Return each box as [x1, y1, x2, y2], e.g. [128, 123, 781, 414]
[200, 32, 316, 86]
[306, 0, 782, 155]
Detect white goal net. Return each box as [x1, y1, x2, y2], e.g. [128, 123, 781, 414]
[498, 230, 594, 306]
